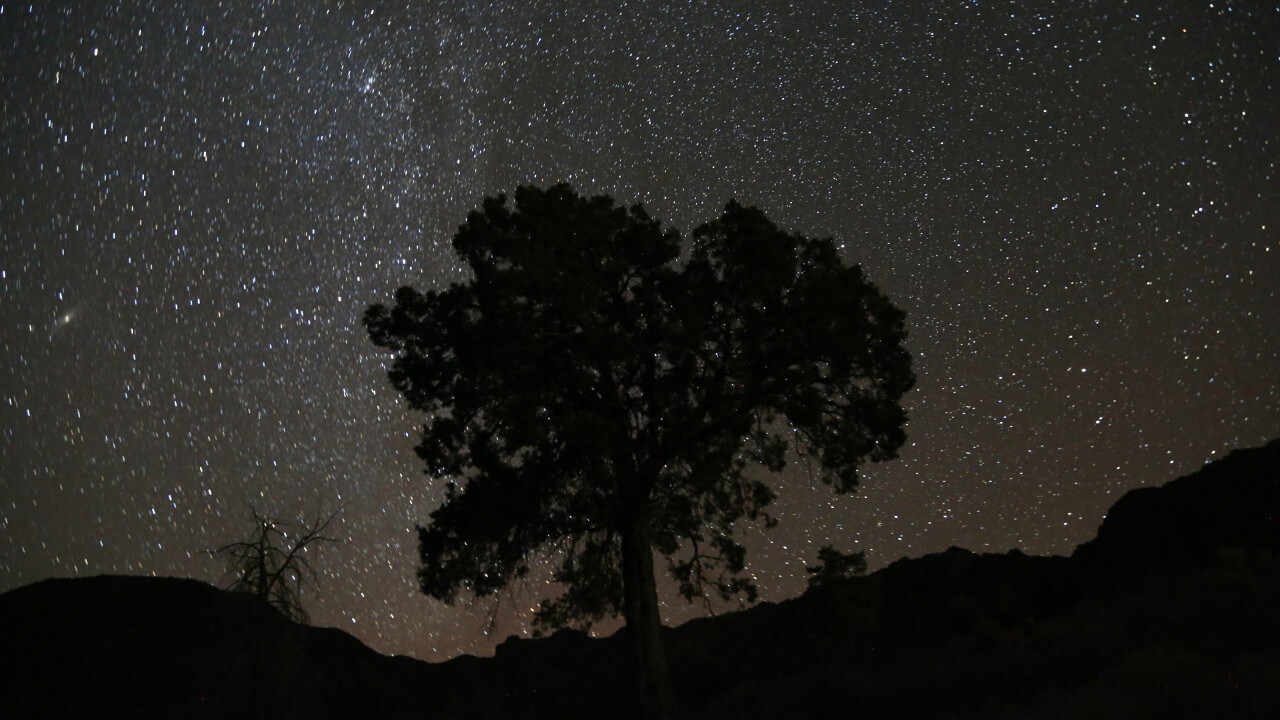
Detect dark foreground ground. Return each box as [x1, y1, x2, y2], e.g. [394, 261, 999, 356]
[2, 440, 1278, 719]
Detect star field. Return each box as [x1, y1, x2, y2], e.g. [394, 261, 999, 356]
[2, 1, 1277, 660]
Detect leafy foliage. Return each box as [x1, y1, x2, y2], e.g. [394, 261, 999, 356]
[805, 545, 869, 588]
[365, 184, 914, 629]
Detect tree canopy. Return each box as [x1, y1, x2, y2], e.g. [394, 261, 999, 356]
[365, 183, 913, 716]
[806, 545, 869, 588]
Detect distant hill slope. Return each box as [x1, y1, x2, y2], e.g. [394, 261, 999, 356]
[1073, 438, 1280, 570]
[0, 575, 434, 719]
[2, 440, 1277, 719]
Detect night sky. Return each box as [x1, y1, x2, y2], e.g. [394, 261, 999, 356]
[2, 1, 1277, 661]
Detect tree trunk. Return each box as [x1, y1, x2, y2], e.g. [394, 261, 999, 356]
[619, 514, 680, 720]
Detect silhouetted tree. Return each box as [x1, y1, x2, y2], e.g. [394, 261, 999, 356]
[212, 506, 341, 624]
[365, 184, 914, 719]
[806, 545, 868, 588]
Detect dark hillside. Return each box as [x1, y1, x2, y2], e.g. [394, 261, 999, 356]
[2, 439, 1277, 719]
[0, 575, 434, 720]
[1073, 438, 1280, 572]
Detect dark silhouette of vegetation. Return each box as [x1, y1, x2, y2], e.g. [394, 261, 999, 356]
[212, 506, 341, 624]
[805, 545, 868, 587]
[3, 439, 1277, 719]
[365, 184, 914, 718]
